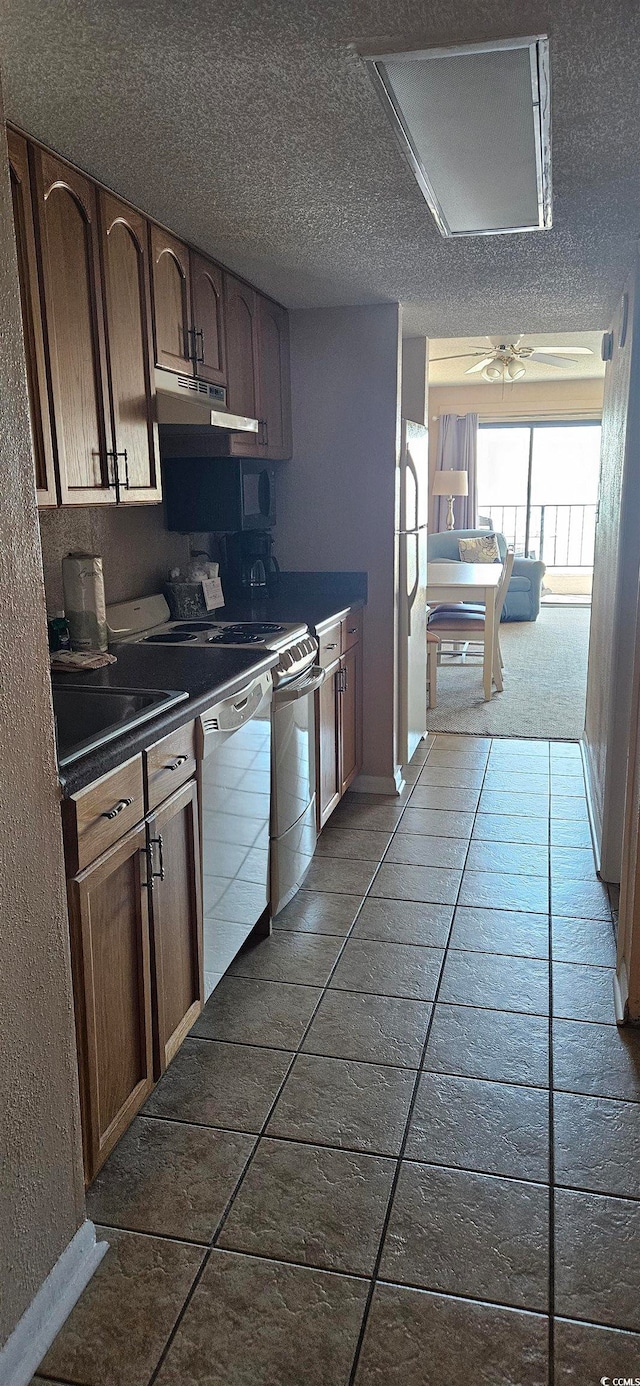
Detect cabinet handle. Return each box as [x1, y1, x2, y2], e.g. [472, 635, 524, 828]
[343, 665, 349, 692]
[196, 328, 205, 364]
[348, 626, 358, 634]
[324, 642, 338, 651]
[187, 326, 197, 363]
[149, 834, 165, 881]
[108, 449, 129, 500]
[165, 754, 188, 771]
[101, 796, 133, 820]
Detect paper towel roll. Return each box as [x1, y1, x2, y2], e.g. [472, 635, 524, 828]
[62, 552, 108, 652]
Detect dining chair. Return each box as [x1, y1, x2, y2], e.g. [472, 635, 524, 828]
[427, 550, 515, 693]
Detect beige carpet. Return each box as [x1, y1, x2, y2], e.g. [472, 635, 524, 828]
[426, 604, 591, 740]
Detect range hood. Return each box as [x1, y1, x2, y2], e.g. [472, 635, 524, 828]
[154, 368, 260, 434]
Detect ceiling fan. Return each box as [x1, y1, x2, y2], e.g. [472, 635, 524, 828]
[432, 336, 594, 382]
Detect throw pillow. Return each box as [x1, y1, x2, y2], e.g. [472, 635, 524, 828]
[458, 534, 500, 564]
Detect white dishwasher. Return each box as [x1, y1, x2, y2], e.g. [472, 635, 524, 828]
[199, 670, 273, 999]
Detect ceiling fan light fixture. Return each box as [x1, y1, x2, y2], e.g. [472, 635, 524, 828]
[484, 360, 504, 382]
[506, 359, 526, 380]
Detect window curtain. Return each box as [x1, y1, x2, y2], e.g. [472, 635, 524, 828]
[434, 412, 478, 531]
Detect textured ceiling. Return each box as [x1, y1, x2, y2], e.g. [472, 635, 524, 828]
[429, 331, 606, 385]
[1, 1, 639, 336]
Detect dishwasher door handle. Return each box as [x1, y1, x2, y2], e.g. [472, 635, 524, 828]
[275, 666, 326, 704]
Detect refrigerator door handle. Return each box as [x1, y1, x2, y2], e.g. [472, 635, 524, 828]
[406, 532, 421, 637]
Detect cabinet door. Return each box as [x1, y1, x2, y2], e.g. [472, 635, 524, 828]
[100, 194, 161, 502]
[224, 272, 261, 457]
[7, 131, 58, 506]
[67, 823, 153, 1183]
[315, 660, 341, 828]
[147, 779, 203, 1076]
[257, 294, 292, 460]
[32, 148, 114, 505]
[149, 226, 192, 374]
[190, 250, 226, 386]
[340, 642, 362, 795]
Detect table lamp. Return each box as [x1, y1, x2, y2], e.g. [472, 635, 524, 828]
[433, 470, 468, 531]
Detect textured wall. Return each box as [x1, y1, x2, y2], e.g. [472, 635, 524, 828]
[0, 101, 85, 1343]
[276, 304, 401, 782]
[39, 504, 190, 615]
[584, 272, 640, 882]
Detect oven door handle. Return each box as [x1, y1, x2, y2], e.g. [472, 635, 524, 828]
[275, 665, 326, 704]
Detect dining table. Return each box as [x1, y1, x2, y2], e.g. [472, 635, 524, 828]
[426, 561, 504, 702]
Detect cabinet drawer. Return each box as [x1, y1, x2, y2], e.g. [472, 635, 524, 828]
[63, 755, 144, 874]
[317, 621, 342, 669]
[145, 721, 196, 811]
[341, 608, 362, 653]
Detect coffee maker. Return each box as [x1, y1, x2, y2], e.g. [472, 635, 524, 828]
[223, 529, 280, 595]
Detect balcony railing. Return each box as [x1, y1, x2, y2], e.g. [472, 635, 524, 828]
[478, 503, 597, 568]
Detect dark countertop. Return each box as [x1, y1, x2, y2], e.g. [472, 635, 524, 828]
[55, 644, 278, 796]
[211, 570, 367, 632]
[214, 594, 363, 631]
[54, 570, 367, 797]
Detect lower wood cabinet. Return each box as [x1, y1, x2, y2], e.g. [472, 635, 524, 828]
[147, 779, 203, 1077]
[64, 735, 203, 1184]
[340, 641, 362, 796]
[316, 658, 342, 827]
[315, 609, 363, 828]
[67, 821, 154, 1183]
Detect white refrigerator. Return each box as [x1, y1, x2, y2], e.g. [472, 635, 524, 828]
[396, 418, 429, 767]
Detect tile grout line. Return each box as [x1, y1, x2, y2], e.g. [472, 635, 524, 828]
[146, 750, 445, 1386]
[345, 735, 492, 1385]
[131, 734, 571, 1384]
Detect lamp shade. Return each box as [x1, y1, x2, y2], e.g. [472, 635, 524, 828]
[433, 469, 469, 497]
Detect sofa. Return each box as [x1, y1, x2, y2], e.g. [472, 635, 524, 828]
[427, 528, 546, 622]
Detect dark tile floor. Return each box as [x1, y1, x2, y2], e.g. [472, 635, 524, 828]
[33, 734, 640, 1386]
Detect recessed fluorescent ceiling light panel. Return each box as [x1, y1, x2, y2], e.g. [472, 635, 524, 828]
[365, 37, 551, 237]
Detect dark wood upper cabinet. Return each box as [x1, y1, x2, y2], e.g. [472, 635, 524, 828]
[31, 148, 114, 505]
[7, 131, 58, 506]
[149, 226, 192, 375]
[100, 194, 161, 502]
[190, 251, 226, 386]
[224, 272, 262, 456]
[257, 294, 292, 460]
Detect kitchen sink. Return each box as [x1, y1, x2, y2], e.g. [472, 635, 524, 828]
[53, 685, 188, 768]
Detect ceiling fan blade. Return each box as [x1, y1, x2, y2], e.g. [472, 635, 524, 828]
[430, 352, 489, 363]
[465, 357, 494, 375]
[532, 346, 594, 355]
[529, 352, 579, 368]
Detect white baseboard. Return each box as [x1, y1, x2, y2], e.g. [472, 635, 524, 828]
[352, 770, 405, 796]
[0, 1220, 108, 1386]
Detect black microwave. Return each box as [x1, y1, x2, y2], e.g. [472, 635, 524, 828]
[163, 457, 276, 532]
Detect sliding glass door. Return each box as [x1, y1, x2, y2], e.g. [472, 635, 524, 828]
[477, 421, 602, 570]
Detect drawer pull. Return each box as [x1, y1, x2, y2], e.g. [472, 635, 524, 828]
[101, 797, 133, 820]
[348, 626, 358, 634]
[324, 642, 338, 650]
[149, 834, 165, 881]
[165, 754, 188, 771]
